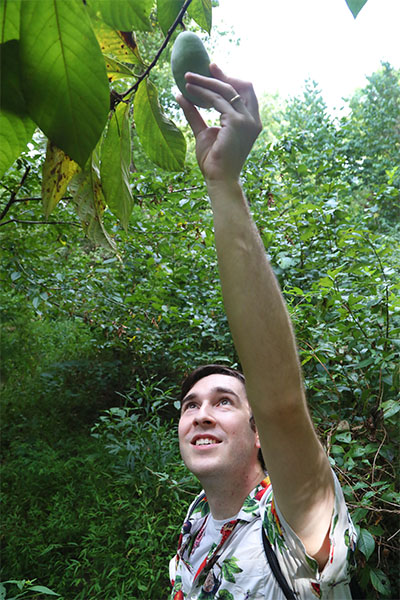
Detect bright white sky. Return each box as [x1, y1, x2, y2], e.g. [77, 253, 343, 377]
[211, 0, 400, 115]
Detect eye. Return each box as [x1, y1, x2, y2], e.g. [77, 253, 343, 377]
[182, 401, 197, 412]
[218, 398, 232, 406]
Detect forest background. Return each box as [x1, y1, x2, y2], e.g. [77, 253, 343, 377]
[0, 0, 399, 598]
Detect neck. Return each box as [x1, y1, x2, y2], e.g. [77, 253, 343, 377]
[199, 464, 265, 520]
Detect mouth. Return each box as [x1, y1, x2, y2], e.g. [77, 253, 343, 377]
[191, 436, 222, 447]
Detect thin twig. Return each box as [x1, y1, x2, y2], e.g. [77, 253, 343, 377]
[346, 503, 400, 515]
[372, 427, 387, 484]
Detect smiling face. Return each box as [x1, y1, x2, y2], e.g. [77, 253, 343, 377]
[178, 373, 262, 485]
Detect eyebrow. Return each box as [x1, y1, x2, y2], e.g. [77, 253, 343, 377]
[181, 386, 241, 407]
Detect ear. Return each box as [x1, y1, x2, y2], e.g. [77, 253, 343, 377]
[255, 429, 261, 449]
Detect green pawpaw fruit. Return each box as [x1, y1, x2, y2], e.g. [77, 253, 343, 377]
[171, 31, 211, 108]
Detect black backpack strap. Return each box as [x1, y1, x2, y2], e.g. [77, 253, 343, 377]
[262, 526, 297, 600]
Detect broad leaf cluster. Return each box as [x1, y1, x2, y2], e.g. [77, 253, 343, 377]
[0, 0, 212, 246]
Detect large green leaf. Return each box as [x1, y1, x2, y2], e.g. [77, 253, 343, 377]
[344, 0, 368, 18]
[69, 162, 118, 253]
[0, 0, 20, 41]
[90, 0, 152, 32]
[0, 40, 35, 178]
[157, 0, 184, 36]
[188, 0, 212, 33]
[100, 102, 133, 230]
[134, 78, 186, 171]
[19, 0, 109, 167]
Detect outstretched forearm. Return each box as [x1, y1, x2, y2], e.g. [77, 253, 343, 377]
[208, 178, 305, 415]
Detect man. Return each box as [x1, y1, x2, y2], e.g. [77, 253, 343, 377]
[169, 64, 356, 599]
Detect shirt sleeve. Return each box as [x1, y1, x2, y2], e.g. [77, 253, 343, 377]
[261, 471, 357, 598]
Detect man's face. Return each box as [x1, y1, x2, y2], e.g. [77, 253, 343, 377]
[178, 374, 261, 482]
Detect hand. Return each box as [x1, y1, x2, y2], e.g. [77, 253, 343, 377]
[177, 64, 262, 185]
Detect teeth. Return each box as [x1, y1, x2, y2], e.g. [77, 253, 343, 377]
[195, 438, 219, 446]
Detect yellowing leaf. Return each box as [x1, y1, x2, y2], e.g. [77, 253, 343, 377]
[69, 162, 118, 253]
[42, 142, 80, 218]
[91, 12, 144, 65]
[104, 54, 137, 82]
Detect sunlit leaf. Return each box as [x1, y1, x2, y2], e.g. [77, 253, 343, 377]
[157, 0, 184, 36]
[69, 162, 118, 253]
[134, 78, 186, 171]
[42, 142, 80, 218]
[90, 0, 153, 31]
[0, 0, 21, 41]
[19, 0, 109, 167]
[188, 0, 212, 33]
[104, 54, 137, 82]
[0, 39, 35, 178]
[90, 14, 143, 64]
[101, 102, 133, 230]
[344, 0, 368, 18]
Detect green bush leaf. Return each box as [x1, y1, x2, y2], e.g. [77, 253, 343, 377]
[188, 0, 212, 33]
[91, 0, 152, 31]
[134, 78, 186, 171]
[19, 0, 109, 167]
[369, 567, 391, 595]
[100, 102, 133, 230]
[344, 0, 368, 18]
[28, 586, 60, 596]
[357, 527, 375, 559]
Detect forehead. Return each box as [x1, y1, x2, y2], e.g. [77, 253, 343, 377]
[183, 373, 247, 402]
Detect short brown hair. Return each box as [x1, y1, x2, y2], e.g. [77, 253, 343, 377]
[180, 364, 245, 402]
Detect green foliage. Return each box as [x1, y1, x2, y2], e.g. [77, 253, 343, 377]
[0, 0, 213, 244]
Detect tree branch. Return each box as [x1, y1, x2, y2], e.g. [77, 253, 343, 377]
[0, 218, 80, 228]
[0, 166, 31, 221]
[121, 0, 194, 101]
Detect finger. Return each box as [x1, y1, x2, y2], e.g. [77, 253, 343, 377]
[185, 74, 249, 116]
[176, 94, 207, 137]
[209, 63, 260, 118]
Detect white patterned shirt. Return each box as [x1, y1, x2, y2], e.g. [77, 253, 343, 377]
[169, 472, 357, 600]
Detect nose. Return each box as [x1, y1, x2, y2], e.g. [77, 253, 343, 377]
[193, 402, 216, 426]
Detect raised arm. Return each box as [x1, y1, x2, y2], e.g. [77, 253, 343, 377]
[178, 64, 334, 568]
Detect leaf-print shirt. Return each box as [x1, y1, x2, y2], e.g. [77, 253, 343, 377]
[169, 472, 357, 600]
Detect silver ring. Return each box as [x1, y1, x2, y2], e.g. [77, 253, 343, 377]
[229, 94, 241, 105]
